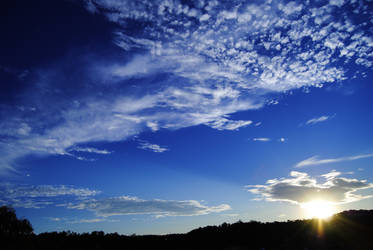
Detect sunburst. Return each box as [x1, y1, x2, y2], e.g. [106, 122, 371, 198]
[301, 200, 335, 219]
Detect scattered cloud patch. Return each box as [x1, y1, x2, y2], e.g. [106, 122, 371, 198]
[0, 183, 100, 209]
[1, 183, 229, 219]
[295, 153, 373, 168]
[68, 196, 231, 217]
[247, 170, 373, 205]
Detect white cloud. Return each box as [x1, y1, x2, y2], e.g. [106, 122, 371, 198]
[247, 170, 373, 205]
[305, 115, 330, 125]
[206, 117, 252, 131]
[329, 0, 345, 7]
[278, 2, 303, 15]
[68, 196, 231, 217]
[138, 141, 168, 153]
[69, 147, 112, 155]
[146, 121, 159, 132]
[199, 14, 210, 22]
[253, 138, 271, 142]
[295, 153, 373, 168]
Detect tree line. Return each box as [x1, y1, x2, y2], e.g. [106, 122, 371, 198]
[1, 205, 372, 250]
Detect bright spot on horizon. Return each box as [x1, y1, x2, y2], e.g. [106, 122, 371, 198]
[301, 200, 336, 219]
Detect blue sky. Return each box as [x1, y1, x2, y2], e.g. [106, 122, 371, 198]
[0, 0, 372, 234]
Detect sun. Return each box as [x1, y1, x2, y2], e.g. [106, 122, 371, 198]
[301, 200, 335, 219]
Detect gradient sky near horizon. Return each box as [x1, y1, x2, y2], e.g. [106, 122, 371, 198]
[1, 0, 373, 235]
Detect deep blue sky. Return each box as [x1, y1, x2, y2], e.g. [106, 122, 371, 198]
[0, 0, 372, 234]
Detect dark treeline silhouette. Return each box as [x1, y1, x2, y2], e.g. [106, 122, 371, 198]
[1, 206, 373, 250]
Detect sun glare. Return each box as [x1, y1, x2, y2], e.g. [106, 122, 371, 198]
[301, 200, 335, 219]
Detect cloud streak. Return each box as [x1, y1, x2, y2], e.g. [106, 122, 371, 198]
[253, 138, 271, 142]
[247, 170, 373, 205]
[306, 115, 330, 125]
[47, 217, 119, 224]
[68, 196, 231, 217]
[295, 153, 373, 168]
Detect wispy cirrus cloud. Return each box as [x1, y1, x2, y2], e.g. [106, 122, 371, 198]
[251, 137, 286, 142]
[247, 170, 373, 205]
[295, 153, 373, 168]
[69, 147, 112, 155]
[305, 115, 330, 125]
[68, 196, 231, 217]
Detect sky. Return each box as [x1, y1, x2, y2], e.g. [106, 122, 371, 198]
[0, 0, 372, 235]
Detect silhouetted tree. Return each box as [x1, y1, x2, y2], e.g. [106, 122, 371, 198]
[0, 206, 33, 237]
[0, 206, 34, 250]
